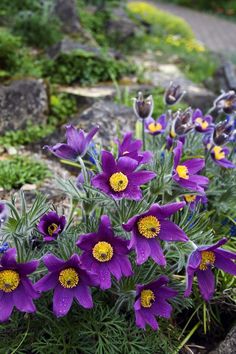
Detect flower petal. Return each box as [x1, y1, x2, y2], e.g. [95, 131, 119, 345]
[152, 299, 172, 318]
[215, 253, 236, 275]
[0, 293, 14, 322]
[182, 159, 205, 173]
[43, 254, 65, 272]
[150, 202, 185, 218]
[101, 151, 117, 175]
[45, 143, 78, 160]
[53, 285, 74, 317]
[159, 220, 188, 242]
[34, 272, 58, 292]
[13, 284, 36, 313]
[0, 248, 17, 268]
[196, 269, 215, 301]
[128, 171, 156, 186]
[74, 285, 93, 309]
[117, 157, 138, 173]
[148, 239, 166, 266]
[135, 237, 151, 265]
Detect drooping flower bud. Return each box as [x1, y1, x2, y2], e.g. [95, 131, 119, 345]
[170, 108, 194, 137]
[213, 120, 233, 145]
[213, 90, 236, 114]
[133, 92, 153, 119]
[164, 82, 185, 106]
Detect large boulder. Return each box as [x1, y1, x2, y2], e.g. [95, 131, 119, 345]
[53, 0, 80, 34]
[107, 7, 138, 41]
[0, 79, 48, 134]
[209, 326, 236, 354]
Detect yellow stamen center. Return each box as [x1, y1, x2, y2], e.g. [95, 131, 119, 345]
[170, 125, 176, 138]
[199, 251, 215, 271]
[140, 289, 155, 308]
[224, 99, 233, 108]
[195, 117, 209, 130]
[48, 223, 59, 236]
[184, 194, 196, 203]
[176, 165, 189, 179]
[148, 122, 162, 133]
[138, 215, 161, 238]
[59, 267, 79, 288]
[92, 241, 113, 262]
[213, 146, 225, 160]
[109, 172, 128, 192]
[0, 270, 20, 292]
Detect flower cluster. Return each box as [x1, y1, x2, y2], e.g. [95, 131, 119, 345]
[1, 85, 235, 337]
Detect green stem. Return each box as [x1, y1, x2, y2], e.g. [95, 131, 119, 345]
[142, 119, 146, 150]
[176, 322, 201, 354]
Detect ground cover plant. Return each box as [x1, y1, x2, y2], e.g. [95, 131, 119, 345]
[0, 85, 235, 353]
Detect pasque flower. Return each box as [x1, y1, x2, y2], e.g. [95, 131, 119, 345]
[45, 125, 99, 161]
[213, 120, 233, 146]
[172, 141, 209, 193]
[170, 108, 194, 137]
[184, 238, 236, 301]
[213, 90, 236, 114]
[133, 92, 154, 119]
[0, 248, 39, 322]
[145, 115, 167, 135]
[123, 202, 188, 266]
[211, 145, 235, 168]
[164, 82, 185, 106]
[37, 211, 66, 242]
[34, 253, 97, 317]
[134, 276, 177, 330]
[77, 215, 133, 290]
[116, 132, 152, 164]
[91, 151, 156, 200]
[192, 109, 213, 133]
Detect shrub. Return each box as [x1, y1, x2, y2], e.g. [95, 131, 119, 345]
[0, 28, 21, 73]
[127, 1, 194, 39]
[0, 156, 50, 190]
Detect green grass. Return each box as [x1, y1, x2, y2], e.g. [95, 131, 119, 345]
[0, 156, 50, 190]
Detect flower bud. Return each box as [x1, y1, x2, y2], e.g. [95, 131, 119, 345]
[170, 108, 194, 137]
[133, 92, 153, 119]
[213, 120, 233, 145]
[213, 90, 236, 114]
[164, 82, 185, 106]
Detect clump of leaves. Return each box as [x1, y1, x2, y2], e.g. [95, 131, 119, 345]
[49, 92, 77, 126]
[43, 50, 136, 85]
[0, 156, 50, 190]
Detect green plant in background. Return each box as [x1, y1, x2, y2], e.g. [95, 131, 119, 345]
[49, 92, 77, 126]
[43, 50, 136, 85]
[0, 156, 50, 190]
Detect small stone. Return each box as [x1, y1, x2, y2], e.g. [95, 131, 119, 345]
[7, 147, 17, 155]
[21, 184, 37, 191]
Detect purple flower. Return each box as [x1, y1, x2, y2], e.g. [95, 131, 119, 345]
[134, 276, 177, 330]
[91, 151, 156, 200]
[37, 211, 66, 242]
[213, 120, 233, 145]
[77, 215, 133, 290]
[211, 145, 235, 168]
[213, 90, 236, 114]
[0, 202, 8, 227]
[0, 248, 39, 322]
[116, 132, 152, 164]
[184, 238, 236, 301]
[145, 115, 167, 135]
[170, 108, 194, 137]
[172, 141, 209, 193]
[123, 203, 188, 266]
[192, 109, 213, 133]
[133, 92, 154, 119]
[183, 194, 208, 211]
[164, 82, 185, 106]
[44, 125, 99, 161]
[34, 253, 97, 317]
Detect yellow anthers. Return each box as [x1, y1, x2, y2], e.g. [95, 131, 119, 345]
[148, 122, 162, 133]
[213, 146, 225, 160]
[170, 125, 176, 138]
[138, 216, 161, 238]
[109, 172, 128, 192]
[195, 117, 209, 130]
[140, 289, 155, 308]
[92, 241, 114, 262]
[199, 251, 215, 271]
[59, 268, 79, 288]
[0, 270, 20, 293]
[184, 194, 196, 203]
[48, 223, 58, 236]
[176, 165, 189, 179]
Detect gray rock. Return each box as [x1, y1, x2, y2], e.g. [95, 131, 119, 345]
[0, 79, 48, 134]
[75, 100, 137, 146]
[54, 0, 80, 34]
[107, 7, 138, 41]
[209, 325, 236, 354]
[47, 38, 101, 59]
